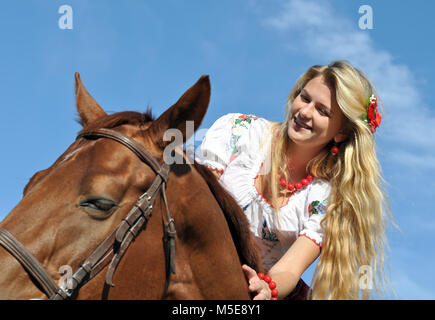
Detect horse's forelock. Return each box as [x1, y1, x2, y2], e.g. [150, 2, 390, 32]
[79, 110, 154, 132]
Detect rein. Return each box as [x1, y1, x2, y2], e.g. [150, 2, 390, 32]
[0, 128, 176, 299]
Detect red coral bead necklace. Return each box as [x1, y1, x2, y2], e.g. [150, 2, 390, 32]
[278, 173, 313, 193]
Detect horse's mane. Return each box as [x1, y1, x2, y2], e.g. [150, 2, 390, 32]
[78, 110, 264, 273]
[193, 162, 264, 273]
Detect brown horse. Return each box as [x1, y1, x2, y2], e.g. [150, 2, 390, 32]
[0, 74, 264, 299]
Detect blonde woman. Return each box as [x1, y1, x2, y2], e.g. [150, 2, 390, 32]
[196, 61, 390, 300]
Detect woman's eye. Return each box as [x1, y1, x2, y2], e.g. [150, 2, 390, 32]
[318, 107, 330, 117]
[300, 94, 310, 102]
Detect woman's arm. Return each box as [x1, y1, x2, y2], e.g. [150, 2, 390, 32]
[243, 236, 320, 299]
[268, 235, 320, 299]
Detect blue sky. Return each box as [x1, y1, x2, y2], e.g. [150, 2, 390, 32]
[0, 0, 434, 299]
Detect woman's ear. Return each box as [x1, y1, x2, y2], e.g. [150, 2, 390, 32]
[333, 119, 353, 144]
[333, 129, 348, 144]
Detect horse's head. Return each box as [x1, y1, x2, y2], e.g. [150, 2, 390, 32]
[0, 73, 212, 299]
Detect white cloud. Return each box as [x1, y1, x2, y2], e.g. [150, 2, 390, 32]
[387, 150, 435, 171]
[389, 268, 435, 299]
[262, 0, 435, 169]
[386, 245, 435, 299]
[264, 0, 340, 30]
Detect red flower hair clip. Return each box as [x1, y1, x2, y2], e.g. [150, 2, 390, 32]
[363, 94, 382, 133]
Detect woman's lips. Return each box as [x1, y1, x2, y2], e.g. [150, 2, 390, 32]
[294, 117, 312, 131]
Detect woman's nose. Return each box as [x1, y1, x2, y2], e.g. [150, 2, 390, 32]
[299, 103, 314, 119]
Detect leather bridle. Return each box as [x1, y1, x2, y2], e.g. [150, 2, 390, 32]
[0, 128, 176, 299]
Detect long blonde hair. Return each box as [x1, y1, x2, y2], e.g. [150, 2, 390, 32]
[265, 61, 391, 299]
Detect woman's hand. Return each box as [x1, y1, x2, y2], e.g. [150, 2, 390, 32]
[242, 264, 271, 300]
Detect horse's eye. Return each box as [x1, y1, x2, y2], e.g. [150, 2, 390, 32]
[80, 198, 117, 219]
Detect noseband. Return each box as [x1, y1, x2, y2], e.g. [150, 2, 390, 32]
[0, 128, 176, 299]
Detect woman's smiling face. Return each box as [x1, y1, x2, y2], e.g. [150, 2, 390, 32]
[287, 76, 346, 150]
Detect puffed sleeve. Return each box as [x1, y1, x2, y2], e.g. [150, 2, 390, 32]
[195, 113, 259, 173]
[299, 179, 331, 248]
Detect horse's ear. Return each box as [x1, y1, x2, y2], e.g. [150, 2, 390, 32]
[148, 75, 211, 150]
[75, 72, 107, 127]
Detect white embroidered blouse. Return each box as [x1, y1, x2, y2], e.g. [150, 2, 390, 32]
[195, 113, 331, 271]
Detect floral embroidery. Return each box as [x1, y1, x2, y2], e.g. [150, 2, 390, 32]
[308, 198, 329, 217]
[262, 219, 279, 242]
[230, 114, 258, 155]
